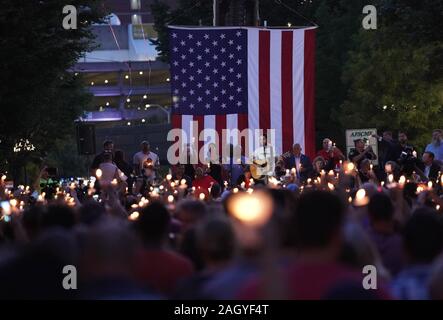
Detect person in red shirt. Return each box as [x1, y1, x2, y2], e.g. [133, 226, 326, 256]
[316, 138, 346, 169]
[133, 201, 194, 297]
[192, 166, 217, 197]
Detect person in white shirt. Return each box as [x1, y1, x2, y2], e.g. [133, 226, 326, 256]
[133, 141, 159, 181]
[98, 153, 120, 186]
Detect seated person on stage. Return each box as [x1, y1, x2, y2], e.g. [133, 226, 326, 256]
[235, 165, 253, 189]
[283, 143, 313, 182]
[348, 138, 377, 167]
[316, 138, 345, 170]
[414, 151, 440, 182]
[357, 159, 378, 186]
[171, 164, 193, 188]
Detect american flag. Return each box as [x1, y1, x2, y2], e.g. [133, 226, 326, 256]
[169, 26, 316, 161]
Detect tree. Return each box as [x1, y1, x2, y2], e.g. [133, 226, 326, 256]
[0, 0, 106, 184]
[337, 0, 443, 150]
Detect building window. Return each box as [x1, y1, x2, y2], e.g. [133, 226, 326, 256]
[132, 14, 142, 25]
[130, 0, 141, 10]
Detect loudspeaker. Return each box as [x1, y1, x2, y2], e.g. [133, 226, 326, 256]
[76, 124, 96, 155]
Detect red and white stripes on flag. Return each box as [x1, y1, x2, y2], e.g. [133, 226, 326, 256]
[170, 27, 316, 160]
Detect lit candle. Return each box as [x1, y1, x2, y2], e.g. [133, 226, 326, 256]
[354, 189, 369, 206]
[388, 174, 394, 184]
[370, 164, 373, 171]
[199, 193, 205, 201]
[246, 188, 253, 194]
[224, 181, 228, 188]
[159, 185, 164, 191]
[427, 181, 433, 190]
[168, 195, 174, 203]
[348, 196, 352, 203]
[328, 170, 334, 176]
[166, 174, 172, 181]
[233, 187, 239, 193]
[96, 169, 102, 179]
[111, 179, 118, 186]
[171, 182, 176, 188]
[327, 183, 334, 190]
[307, 178, 312, 184]
[241, 182, 245, 189]
[436, 205, 440, 211]
[321, 170, 325, 176]
[180, 179, 187, 186]
[70, 182, 76, 190]
[286, 169, 290, 176]
[131, 204, 138, 209]
[399, 175, 406, 187]
[291, 167, 296, 175]
[1, 175, 6, 181]
[227, 191, 273, 227]
[129, 211, 139, 221]
[9, 199, 17, 207]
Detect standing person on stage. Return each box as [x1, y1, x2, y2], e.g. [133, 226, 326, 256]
[316, 138, 345, 170]
[133, 141, 160, 181]
[425, 129, 443, 163]
[91, 140, 114, 174]
[284, 143, 313, 182]
[372, 131, 402, 167]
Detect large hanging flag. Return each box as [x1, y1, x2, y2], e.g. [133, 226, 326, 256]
[169, 26, 316, 161]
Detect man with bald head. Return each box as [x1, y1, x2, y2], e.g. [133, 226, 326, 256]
[316, 138, 346, 170]
[284, 143, 313, 182]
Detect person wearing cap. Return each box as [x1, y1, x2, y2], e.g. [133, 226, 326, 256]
[348, 138, 377, 167]
[316, 138, 346, 170]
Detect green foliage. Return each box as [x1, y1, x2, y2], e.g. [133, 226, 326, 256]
[0, 0, 106, 183]
[337, 0, 443, 150]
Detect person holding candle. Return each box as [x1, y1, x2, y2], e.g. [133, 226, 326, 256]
[90, 140, 114, 175]
[192, 167, 217, 196]
[316, 138, 346, 170]
[348, 138, 377, 167]
[133, 141, 159, 180]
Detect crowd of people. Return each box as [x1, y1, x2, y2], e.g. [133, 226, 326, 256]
[0, 128, 442, 299]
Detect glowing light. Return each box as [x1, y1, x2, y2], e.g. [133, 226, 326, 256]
[166, 174, 172, 181]
[327, 183, 335, 190]
[354, 189, 369, 206]
[228, 191, 273, 227]
[388, 174, 394, 184]
[428, 181, 433, 189]
[111, 179, 118, 186]
[125, 74, 129, 79]
[168, 195, 174, 203]
[143, 94, 147, 99]
[126, 98, 131, 103]
[139, 71, 143, 75]
[399, 176, 406, 186]
[233, 188, 239, 193]
[181, 179, 187, 186]
[95, 169, 102, 179]
[129, 211, 139, 221]
[104, 79, 109, 84]
[199, 193, 205, 200]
